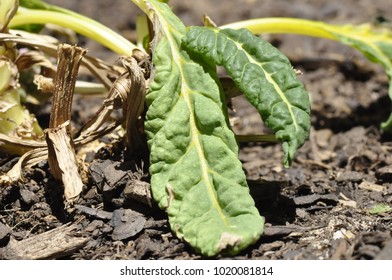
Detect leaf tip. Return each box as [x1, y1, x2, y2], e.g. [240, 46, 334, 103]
[281, 139, 297, 168]
[217, 232, 244, 253]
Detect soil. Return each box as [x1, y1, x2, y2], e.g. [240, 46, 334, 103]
[1, 0, 392, 259]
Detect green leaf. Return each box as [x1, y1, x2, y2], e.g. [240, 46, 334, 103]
[368, 203, 391, 215]
[142, 0, 264, 256]
[17, 0, 64, 32]
[182, 27, 311, 167]
[220, 18, 392, 131]
[0, 0, 18, 31]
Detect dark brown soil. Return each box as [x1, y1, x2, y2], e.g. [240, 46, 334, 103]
[1, 0, 391, 259]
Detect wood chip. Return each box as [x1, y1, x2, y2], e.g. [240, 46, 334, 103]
[110, 209, 146, 241]
[74, 205, 113, 220]
[293, 193, 338, 206]
[259, 241, 285, 252]
[358, 181, 385, 192]
[0, 223, 89, 259]
[124, 178, 152, 207]
[338, 192, 357, 208]
[111, 215, 146, 241]
[263, 225, 322, 237]
[339, 199, 357, 208]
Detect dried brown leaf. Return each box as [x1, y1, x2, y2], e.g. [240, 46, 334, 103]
[123, 57, 146, 153]
[1, 32, 121, 88]
[15, 50, 56, 77]
[74, 55, 147, 152]
[49, 44, 86, 130]
[73, 75, 128, 144]
[45, 122, 83, 200]
[33, 75, 54, 94]
[44, 44, 86, 200]
[0, 147, 47, 185]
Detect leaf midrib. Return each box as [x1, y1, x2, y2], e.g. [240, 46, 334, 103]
[230, 37, 299, 133]
[154, 10, 228, 225]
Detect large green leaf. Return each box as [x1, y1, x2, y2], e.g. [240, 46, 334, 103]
[221, 18, 392, 131]
[142, 0, 264, 256]
[183, 27, 311, 167]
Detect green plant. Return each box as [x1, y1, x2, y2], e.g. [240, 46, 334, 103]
[111, 0, 309, 256]
[1, 0, 392, 256]
[0, 0, 43, 154]
[221, 18, 392, 130]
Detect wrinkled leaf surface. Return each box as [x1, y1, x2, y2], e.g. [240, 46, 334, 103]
[143, 0, 264, 256]
[183, 27, 311, 166]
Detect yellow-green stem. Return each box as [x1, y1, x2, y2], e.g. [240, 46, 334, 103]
[220, 18, 339, 41]
[10, 9, 136, 56]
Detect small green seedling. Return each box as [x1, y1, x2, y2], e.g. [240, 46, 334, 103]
[368, 203, 391, 215]
[1, 0, 392, 256]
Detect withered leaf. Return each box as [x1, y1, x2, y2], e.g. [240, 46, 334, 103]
[45, 122, 83, 200]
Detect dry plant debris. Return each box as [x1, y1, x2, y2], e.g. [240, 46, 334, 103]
[0, 32, 147, 200]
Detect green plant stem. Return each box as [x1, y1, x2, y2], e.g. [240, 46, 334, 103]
[75, 81, 106, 95]
[220, 17, 340, 40]
[10, 8, 136, 56]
